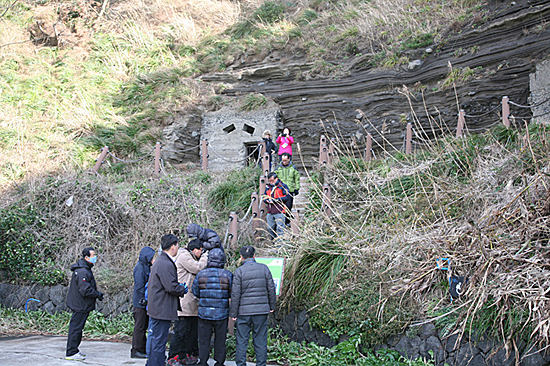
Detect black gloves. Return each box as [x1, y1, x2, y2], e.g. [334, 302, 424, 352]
[139, 298, 147, 306]
[97, 292, 104, 301]
[293, 190, 299, 196]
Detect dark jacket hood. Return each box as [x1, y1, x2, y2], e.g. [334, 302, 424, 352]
[139, 246, 156, 266]
[207, 248, 226, 268]
[70, 258, 92, 272]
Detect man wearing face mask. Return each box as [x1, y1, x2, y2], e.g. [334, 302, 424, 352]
[65, 247, 104, 361]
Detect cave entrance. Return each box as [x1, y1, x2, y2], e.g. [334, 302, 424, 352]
[244, 142, 260, 167]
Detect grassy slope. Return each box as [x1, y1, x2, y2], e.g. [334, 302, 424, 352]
[0, 0, 488, 187]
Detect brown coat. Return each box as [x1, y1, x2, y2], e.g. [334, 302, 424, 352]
[175, 248, 208, 316]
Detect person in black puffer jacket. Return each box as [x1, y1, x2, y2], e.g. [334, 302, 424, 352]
[230, 246, 276, 366]
[131, 246, 155, 359]
[192, 248, 233, 366]
[65, 247, 104, 361]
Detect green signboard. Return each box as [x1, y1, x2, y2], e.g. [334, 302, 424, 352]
[255, 257, 286, 296]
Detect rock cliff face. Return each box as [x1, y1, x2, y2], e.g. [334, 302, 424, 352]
[196, 0, 550, 170]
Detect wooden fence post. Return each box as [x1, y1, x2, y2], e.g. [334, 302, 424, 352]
[229, 212, 239, 248]
[502, 96, 510, 128]
[201, 139, 208, 171]
[365, 133, 372, 162]
[406, 122, 412, 154]
[291, 209, 300, 234]
[251, 192, 260, 232]
[262, 153, 270, 176]
[319, 135, 328, 167]
[456, 109, 465, 138]
[154, 142, 162, 176]
[259, 176, 267, 218]
[322, 183, 332, 216]
[93, 146, 109, 173]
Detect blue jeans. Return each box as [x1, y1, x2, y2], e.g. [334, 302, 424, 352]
[235, 314, 268, 366]
[146, 318, 171, 366]
[266, 213, 285, 241]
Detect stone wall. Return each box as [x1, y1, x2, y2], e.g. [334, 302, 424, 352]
[275, 309, 550, 366]
[2, 281, 549, 365]
[0, 283, 131, 317]
[530, 57, 550, 125]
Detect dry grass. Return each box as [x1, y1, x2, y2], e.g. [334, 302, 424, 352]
[279, 105, 550, 346]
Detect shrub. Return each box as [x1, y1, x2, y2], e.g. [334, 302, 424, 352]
[0, 206, 65, 285]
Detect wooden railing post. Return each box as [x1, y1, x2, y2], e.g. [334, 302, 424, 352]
[319, 135, 328, 168]
[259, 176, 267, 218]
[229, 212, 239, 248]
[290, 209, 300, 234]
[93, 146, 109, 173]
[322, 183, 332, 216]
[456, 109, 465, 138]
[251, 192, 260, 232]
[502, 96, 510, 128]
[365, 133, 372, 162]
[201, 139, 208, 171]
[262, 153, 270, 176]
[405, 122, 412, 154]
[154, 142, 162, 176]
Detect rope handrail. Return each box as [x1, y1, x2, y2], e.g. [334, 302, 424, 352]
[509, 96, 550, 109]
[161, 144, 201, 154]
[238, 197, 255, 223]
[464, 104, 500, 118]
[107, 148, 155, 164]
[223, 216, 233, 249]
[209, 144, 260, 163]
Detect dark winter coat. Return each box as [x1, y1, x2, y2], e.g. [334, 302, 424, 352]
[192, 248, 233, 321]
[133, 246, 155, 309]
[229, 258, 276, 318]
[187, 223, 222, 251]
[147, 251, 187, 321]
[67, 258, 102, 313]
[263, 137, 277, 156]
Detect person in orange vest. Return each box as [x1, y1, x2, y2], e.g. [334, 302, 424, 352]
[263, 172, 291, 242]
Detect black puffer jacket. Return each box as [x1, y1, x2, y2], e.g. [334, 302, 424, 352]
[229, 258, 276, 318]
[187, 223, 222, 251]
[192, 248, 233, 320]
[133, 246, 155, 308]
[67, 259, 102, 313]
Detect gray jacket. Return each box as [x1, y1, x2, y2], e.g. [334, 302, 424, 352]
[229, 258, 276, 317]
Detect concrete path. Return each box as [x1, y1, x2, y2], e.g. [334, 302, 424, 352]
[0, 335, 256, 366]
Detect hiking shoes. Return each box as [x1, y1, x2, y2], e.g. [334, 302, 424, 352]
[166, 355, 183, 366]
[65, 352, 86, 361]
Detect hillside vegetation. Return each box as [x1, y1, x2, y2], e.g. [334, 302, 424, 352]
[0, 0, 488, 186]
[1, 0, 549, 358]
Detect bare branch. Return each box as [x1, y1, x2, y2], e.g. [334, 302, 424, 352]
[0, 0, 18, 18]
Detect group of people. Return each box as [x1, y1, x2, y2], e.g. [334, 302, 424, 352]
[64, 224, 276, 366]
[261, 128, 301, 243]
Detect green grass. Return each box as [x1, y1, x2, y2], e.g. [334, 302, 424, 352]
[208, 166, 261, 213]
[0, 306, 133, 338]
